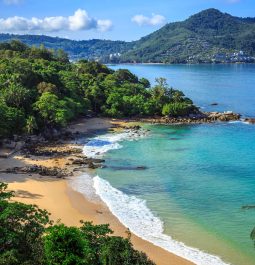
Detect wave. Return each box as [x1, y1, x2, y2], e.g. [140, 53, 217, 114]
[93, 176, 230, 265]
[69, 173, 100, 203]
[228, 120, 250, 125]
[83, 129, 148, 158]
[75, 128, 230, 264]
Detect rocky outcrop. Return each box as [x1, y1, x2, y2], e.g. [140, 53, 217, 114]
[244, 118, 255, 124]
[22, 144, 83, 157]
[137, 111, 241, 125]
[0, 165, 70, 178]
[206, 111, 241, 121]
[71, 157, 105, 169]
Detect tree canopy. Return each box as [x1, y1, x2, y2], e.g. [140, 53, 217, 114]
[0, 182, 155, 265]
[0, 41, 197, 139]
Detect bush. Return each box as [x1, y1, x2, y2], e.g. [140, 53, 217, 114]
[162, 102, 194, 117]
[0, 182, 156, 265]
[0, 183, 51, 265]
[44, 225, 92, 265]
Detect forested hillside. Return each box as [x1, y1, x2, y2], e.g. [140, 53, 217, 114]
[1, 9, 255, 63]
[0, 41, 196, 138]
[121, 9, 255, 63]
[0, 34, 132, 61]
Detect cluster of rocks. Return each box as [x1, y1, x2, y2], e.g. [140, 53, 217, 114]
[121, 125, 141, 130]
[0, 165, 70, 178]
[22, 144, 83, 157]
[244, 118, 255, 124]
[71, 157, 105, 169]
[206, 111, 241, 121]
[138, 111, 241, 125]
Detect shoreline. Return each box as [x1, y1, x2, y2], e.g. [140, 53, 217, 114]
[107, 62, 255, 66]
[0, 117, 194, 265]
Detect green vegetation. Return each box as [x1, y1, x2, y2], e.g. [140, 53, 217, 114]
[1, 9, 255, 63]
[0, 41, 197, 139]
[121, 9, 255, 63]
[0, 34, 132, 62]
[0, 182, 155, 265]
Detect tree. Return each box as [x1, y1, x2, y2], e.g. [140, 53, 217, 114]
[100, 236, 155, 265]
[34, 92, 68, 127]
[149, 78, 171, 113]
[0, 102, 25, 138]
[0, 182, 155, 265]
[2, 83, 31, 109]
[37, 82, 58, 95]
[0, 40, 199, 137]
[56, 49, 69, 63]
[25, 115, 38, 134]
[80, 221, 113, 264]
[44, 224, 93, 265]
[162, 102, 193, 117]
[139, 78, 151, 89]
[0, 182, 51, 265]
[114, 69, 138, 84]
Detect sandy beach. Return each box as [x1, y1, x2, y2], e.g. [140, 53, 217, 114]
[0, 118, 193, 265]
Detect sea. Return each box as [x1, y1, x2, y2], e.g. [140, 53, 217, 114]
[71, 64, 255, 265]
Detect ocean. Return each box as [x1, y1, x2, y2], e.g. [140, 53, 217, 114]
[71, 64, 255, 265]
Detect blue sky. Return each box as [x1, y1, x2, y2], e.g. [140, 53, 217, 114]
[0, 0, 254, 41]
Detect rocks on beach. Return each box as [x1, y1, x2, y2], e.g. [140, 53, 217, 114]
[138, 111, 241, 125]
[71, 157, 105, 169]
[22, 143, 83, 157]
[0, 165, 70, 178]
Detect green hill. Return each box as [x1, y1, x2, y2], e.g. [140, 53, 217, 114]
[121, 8, 255, 63]
[0, 34, 132, 61]
[1, 9, 255, 63]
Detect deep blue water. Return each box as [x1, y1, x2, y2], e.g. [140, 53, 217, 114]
[95, 64, 255, 265]
[110, 64, 255, 117]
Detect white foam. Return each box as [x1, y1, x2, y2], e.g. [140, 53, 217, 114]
[74, 128, 230, 264]
[93, 176, 230, 265]
[83, 130, 148, 158]
[69, 173, 100, 202]
[228, 120, 250, 125]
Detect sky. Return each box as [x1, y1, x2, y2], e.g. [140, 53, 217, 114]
[0, 0, 254, 41]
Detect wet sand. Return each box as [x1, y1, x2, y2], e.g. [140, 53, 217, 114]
[0, 118, 193, 265]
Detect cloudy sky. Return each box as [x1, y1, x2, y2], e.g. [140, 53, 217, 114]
[0, 0, 254, 41]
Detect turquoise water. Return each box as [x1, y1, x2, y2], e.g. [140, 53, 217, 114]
[92, 65, 255, 264]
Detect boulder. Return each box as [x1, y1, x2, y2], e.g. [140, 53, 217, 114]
[244, 118, 255, 124]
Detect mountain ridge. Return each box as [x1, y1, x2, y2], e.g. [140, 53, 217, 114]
[0, 8, 255, 63]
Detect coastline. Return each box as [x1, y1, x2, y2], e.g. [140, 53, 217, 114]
[0, 117, 194, 265]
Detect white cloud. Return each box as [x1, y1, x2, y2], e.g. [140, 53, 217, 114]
[0, 9, 113, 33]
[97, 19, 113, 32]
[132, 14, 166, 26]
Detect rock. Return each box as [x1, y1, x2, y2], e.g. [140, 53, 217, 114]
[72, 157, 105, 167]
[244, 118, 255, 124]
[0, 165, 69, 178]
[210, 103, 218, 106]
[136, 166, 147, 170]
[88, 162, 97, 169]
[72, 159, 86, 165]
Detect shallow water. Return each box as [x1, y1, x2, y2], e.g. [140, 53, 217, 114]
[73, 65, 255, 265]
[95, 122, 255, 265]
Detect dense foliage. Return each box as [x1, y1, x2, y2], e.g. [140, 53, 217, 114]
[0, 34, 132, 62]
[121, 9, 255, 63]
[1, 9, 255, 63]
[0, 182, 155, 265]
[0, 41, 197, 139]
